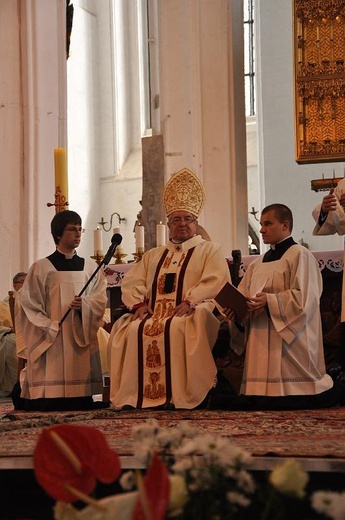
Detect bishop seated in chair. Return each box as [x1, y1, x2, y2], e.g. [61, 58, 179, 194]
[107, 168, 230, 410]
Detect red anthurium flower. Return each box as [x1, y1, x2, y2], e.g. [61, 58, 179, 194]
[34, 424, 121, 503]
[132, 453, 170, 520]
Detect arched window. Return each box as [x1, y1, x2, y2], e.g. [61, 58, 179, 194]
[244, 0, 255, 117]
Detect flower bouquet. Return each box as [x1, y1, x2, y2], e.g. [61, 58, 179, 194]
[33, 420, 344, 520]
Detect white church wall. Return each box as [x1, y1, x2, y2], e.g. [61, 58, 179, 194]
[157, 0, 248, 256]
[67, 0, 103, 260]
[256, 0, 344, 253]
[68, 0, 144, 260]
[246, 116, 261, 249]
[100, 153, 143, 262]
[0, 0, 66, 299]
[0, 1, 23, 295]
[68, 0, 249, 260]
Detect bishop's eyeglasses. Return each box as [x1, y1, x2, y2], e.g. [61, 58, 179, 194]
[168, 216, 196, 225]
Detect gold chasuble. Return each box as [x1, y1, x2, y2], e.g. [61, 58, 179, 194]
[108, 235, 230, 410]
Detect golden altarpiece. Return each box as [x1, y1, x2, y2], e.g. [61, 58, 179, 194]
[294, 0, 345, 164]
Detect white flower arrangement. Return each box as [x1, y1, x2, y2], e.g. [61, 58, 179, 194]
[33, 420, 343, 520]
[312, 491, 345, 520]
[119, 419, 304, 519]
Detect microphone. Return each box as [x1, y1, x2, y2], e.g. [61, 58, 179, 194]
[103, 233, 123, 265]
[59, 233, 123, 326]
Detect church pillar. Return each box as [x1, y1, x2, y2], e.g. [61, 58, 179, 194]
[150, 0, 248, 256]
[0, 0, 66, 297]
[141, 134, 165, 250]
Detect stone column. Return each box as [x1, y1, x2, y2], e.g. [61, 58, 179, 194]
[141, 134, 165, 250]
[0, 0, 67, 297]
[149, 0, 248, 256]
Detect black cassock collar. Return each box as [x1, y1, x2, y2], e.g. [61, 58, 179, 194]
[47, 249, 85, 271]
[262, 236, 297, 263]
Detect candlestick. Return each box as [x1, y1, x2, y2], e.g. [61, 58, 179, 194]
[113, 249, 127, 264]
[133, 249, 144, 263]
[93, 227, 103, 256]
[90, 253, 104, 265]
[54, 148, 68, 206]
[156, 222, 166, 247]
[135, 224, 145, 251]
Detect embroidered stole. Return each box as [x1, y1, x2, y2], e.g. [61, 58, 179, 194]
[136, 247, 194, 408]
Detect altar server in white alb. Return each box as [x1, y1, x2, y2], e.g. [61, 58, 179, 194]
[222, 204, 336, 410]
[14, 210, 107, 411]
[108, 168, 230, 410]
[312, 178, 345, 322]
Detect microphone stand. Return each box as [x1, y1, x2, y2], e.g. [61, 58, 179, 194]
[59, 241, 118, 326]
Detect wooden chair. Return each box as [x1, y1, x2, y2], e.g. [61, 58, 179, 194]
[105, 249, 245, 400]
[8, 291, 15, 332]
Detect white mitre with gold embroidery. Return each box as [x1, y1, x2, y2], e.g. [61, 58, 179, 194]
[163, 168, 205, 217]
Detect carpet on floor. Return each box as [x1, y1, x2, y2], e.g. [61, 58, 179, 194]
[1, 400, 345, 460]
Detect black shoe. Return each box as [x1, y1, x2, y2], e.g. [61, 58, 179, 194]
[327, 363, 343, 382]
[163, 402, 175, 410]
[214, 372, 237, 396]
[193, 392, 211, 410]
[335, 371, 345, 406]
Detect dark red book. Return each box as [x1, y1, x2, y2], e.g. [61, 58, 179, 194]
[215, 282, 249, 322]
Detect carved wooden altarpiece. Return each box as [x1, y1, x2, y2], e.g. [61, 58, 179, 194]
[294, 0, 345, 163]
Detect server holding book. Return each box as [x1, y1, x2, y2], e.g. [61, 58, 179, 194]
[215, 203, 336, 410]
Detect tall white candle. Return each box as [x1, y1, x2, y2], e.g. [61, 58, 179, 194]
[135, 224, 145, 250]
[113, 227, 124, 253]
[156, 222, 166, 247]
[93, 228, 103, 256]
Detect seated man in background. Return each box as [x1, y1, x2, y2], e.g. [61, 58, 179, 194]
[0, 272, 27, 397]
[216, 203, 336, 410]
[0, 302, 17, 397]
[14, 210, 107, 411]
[3, 272, 27, 303]
[108, 168, 230, 410]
